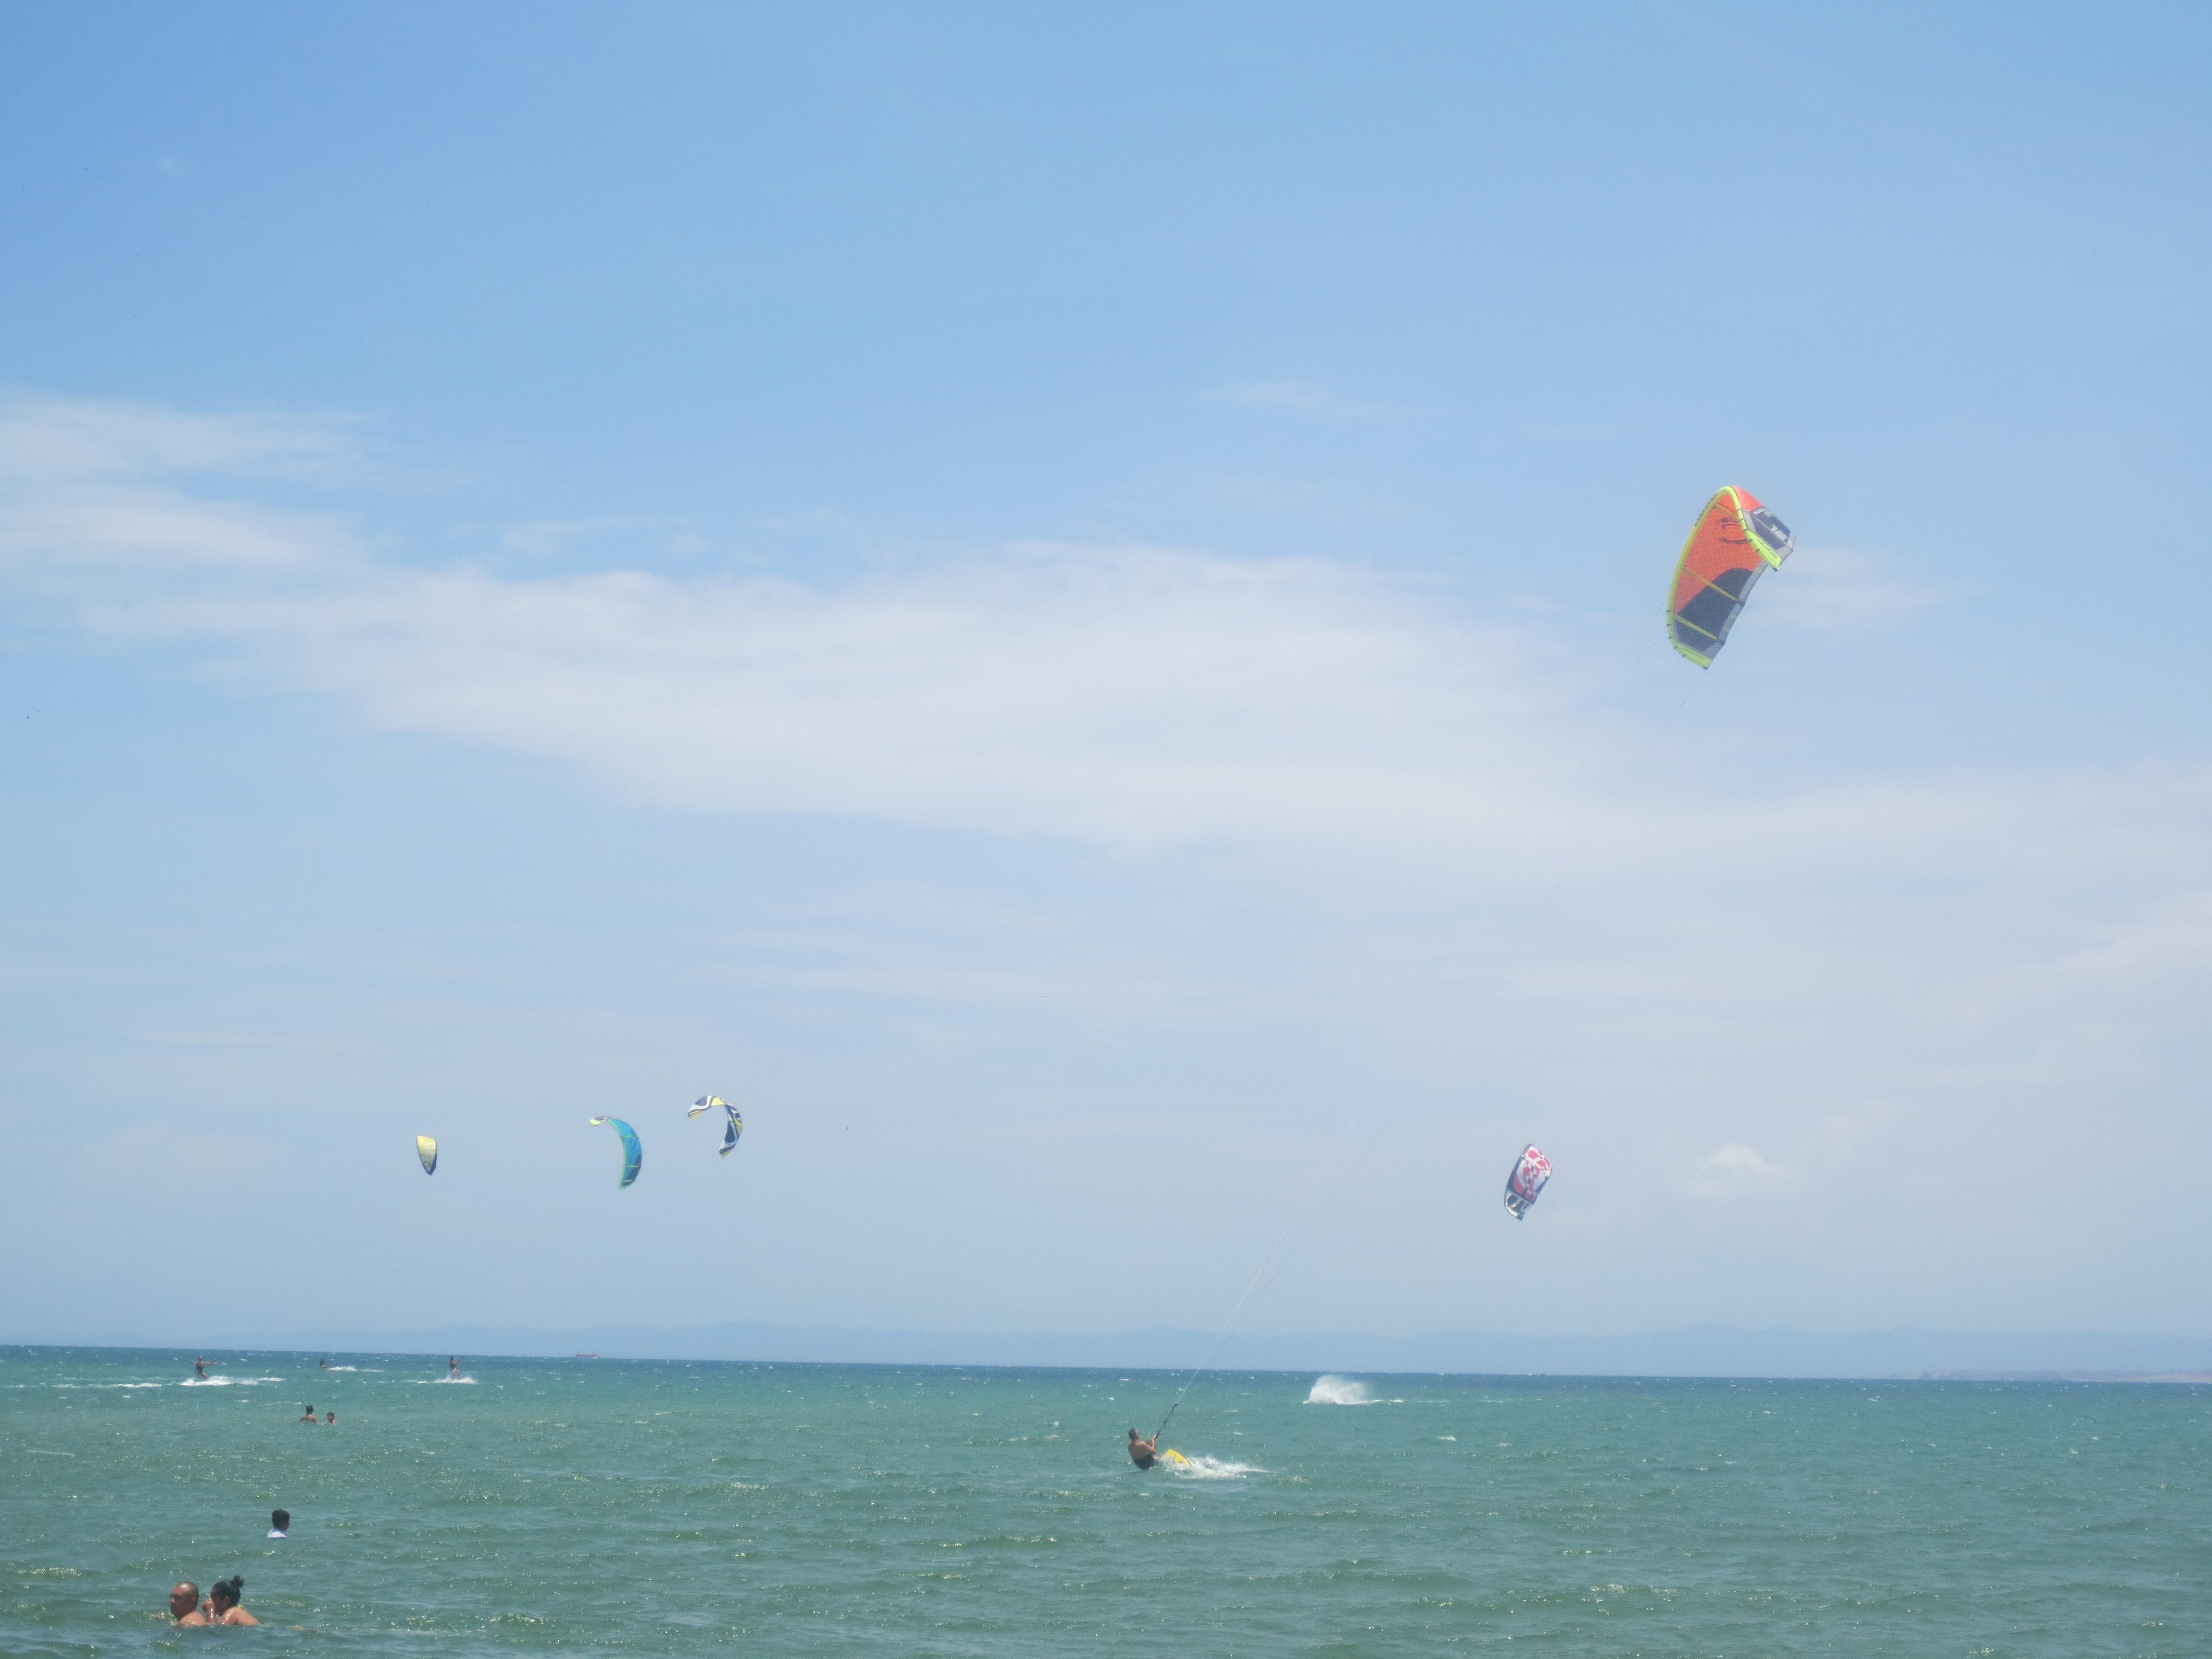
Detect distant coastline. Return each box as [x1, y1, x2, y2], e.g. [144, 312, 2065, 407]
[8, 1323, 2212, 1382]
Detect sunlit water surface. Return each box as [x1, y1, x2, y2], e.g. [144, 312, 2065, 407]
[2, 1346, 2206, 1655]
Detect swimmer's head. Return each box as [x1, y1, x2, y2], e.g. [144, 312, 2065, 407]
[210, 1577, 244, 1611]
[169, 1583, 199, 1618]
[271, 1509, 289, 1530]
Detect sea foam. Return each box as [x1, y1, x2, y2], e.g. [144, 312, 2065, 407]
[1305, 1374, 1395, 1406]
[1167, 1455, 1264, 1479]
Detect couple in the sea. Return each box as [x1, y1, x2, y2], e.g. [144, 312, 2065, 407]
[166, 1577, 257, 1626]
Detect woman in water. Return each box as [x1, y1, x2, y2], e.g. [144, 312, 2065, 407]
[206, 1577, 258, 1625]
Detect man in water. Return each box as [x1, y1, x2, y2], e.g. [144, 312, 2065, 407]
[193, 1357, 207, 1379]
[207, 1577, 259, 1625]
[448, 1356, 460, 1378]
[318, 1358, 327, 1370]
[168, 1582, 208, 1625]
[1127, 1428, 1160, 1469]
[298, 1404, 318, 1423]
[324, 1410, 336, 1424]
[267, 1509, 289, 1539]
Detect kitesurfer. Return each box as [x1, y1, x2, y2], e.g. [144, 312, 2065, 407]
[448, 1356, 460, 1379]
[194, 1357, 207, 1378]
[168, 1583, 208, 1625]
[1127, 1428, 1159, 1470]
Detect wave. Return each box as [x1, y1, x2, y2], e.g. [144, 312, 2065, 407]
[180, 1377, 233, 1387]
[1305, 1374, 1399, 1406]
[417, 1376, 478, 1384]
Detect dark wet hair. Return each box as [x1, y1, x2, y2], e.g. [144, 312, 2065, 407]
[271, 1509, 289, 1529]
[211, 1576, 244, 1606]
[1129, 1427, 1138, 1436]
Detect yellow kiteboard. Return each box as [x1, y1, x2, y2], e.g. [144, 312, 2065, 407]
[1161, 1449, 1190, 1467]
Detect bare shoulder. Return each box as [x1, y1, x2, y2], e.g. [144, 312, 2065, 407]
[222, 1610, 261, 1626]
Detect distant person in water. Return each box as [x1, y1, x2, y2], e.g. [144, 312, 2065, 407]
[207, 1577, 258, 1625]
[194, 1358, 207, 1378]
[267, 1509, 289, 1539]
[298, 1405, 317, 1423]
[324, 1411, 336, 1424]
[448, 1356, 460, 1378]
[168, 1582, 207, 1625]
[318, 1358, 327, 1370]
[1127, 1429, 1159, 1469]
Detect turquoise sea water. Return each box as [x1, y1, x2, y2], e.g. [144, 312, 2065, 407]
[2, 1345, 2206, 1656]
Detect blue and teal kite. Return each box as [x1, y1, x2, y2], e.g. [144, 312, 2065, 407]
[588, 1116, 643, 1188]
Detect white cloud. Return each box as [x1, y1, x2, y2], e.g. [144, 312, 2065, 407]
[1758, 545, 1955, 634]
[1203, 381, 1402, 420]
[0, 394, 2202, 900]
[0, 391, 360, 482]
[1206, 380, 1336, 411]
[1690, 1142, 1791, 1198]
[9, 394, 2212, 1335]
[501, 517, 694, 557]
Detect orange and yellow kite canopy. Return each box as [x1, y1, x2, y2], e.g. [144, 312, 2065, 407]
[1666, 487, 1793, 666]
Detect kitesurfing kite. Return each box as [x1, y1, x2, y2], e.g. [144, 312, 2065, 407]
[688, 1094, 742, 1158]
[588, 1117, 643, 1188]
[1667, 486, 1794, 666]
[415, 1135, 438, 1176]
[1503, 1143, 1551, 1221]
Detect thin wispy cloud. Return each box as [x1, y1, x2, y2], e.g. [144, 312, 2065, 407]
[501, 517, 698, 557]
[1690, 1142, 1791, 1199]
[0, 394, 2191, 890]
[7, 394, 2212, 1333]
[1760, 545, 1957, 633]
[1204, 381, 1403, 420]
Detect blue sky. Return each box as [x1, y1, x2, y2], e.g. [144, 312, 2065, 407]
[3, 2, 2210, 1349]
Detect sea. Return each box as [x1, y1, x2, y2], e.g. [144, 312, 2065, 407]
[1, 1345, 2205, 1656]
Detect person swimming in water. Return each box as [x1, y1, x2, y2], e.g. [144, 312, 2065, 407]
[267, 1509, 289, 1539]
[1127, 1428, 1160, 1469]
[168, 1582, 208, 1625]
[298, 1404, 318, 1423]
[324, 1411, 336, 1424]
[206, 1577, 258, 1625]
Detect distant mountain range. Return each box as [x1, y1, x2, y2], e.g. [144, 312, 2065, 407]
[15, 1321, 2212, 1381]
